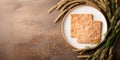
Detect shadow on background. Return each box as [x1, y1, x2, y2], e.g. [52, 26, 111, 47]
[115, 31, 120, 60]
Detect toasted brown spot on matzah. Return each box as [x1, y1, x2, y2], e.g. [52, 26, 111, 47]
[70, 14, 93, 38]
[77, 21, 102, 44]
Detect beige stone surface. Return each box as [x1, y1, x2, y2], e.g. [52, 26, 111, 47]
[0, 0, 79, 60]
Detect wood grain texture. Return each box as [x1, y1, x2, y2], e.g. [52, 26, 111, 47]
[0, 0, 119, 60]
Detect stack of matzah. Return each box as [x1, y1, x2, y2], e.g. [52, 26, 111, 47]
[71, 14, 102, 44]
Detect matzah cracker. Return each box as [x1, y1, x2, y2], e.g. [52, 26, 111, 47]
[77, 21, 102, 44]
[70, 14, 93, 38]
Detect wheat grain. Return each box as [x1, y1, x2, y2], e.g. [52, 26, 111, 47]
[77, 55, 90, 59]
[56, 0, 70, 10]
[48, 0, 64, 13]
[53, 9, 68, 23]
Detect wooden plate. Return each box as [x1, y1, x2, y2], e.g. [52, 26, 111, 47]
[61, 5, 108, 50]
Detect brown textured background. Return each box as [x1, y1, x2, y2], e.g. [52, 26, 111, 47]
[0, 0, 120, 60]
